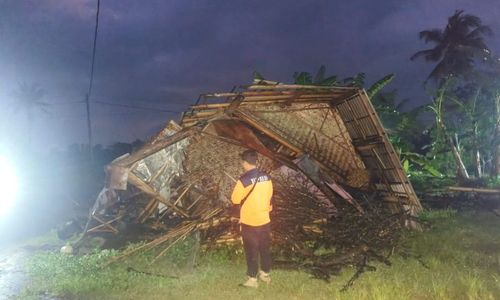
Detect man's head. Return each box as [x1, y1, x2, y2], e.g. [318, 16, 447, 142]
[241, 150, 257, 171]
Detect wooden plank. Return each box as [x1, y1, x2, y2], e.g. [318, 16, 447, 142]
[187, 195, 203, 210]
[235, 109, 304, 155]
[448, 186, 500, 194]
[87, 215, 122, 234]
[250, 105, 331, 113]
[244, 84, 358, 91]
[205, 90, 342, 98]
[173, 184, 193, 206]
[138, 198, 158, 223]
[115, 127, 198, 167]
[127, 172, 190, 218]
[190, 96, 335, 110]
[239, 108, 349, 178]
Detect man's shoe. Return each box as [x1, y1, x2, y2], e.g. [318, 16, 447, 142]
[242, 277, 258, 288]
[258, 271, 271, 284]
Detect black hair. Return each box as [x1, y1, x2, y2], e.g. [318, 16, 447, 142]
[241, 149, 258, 165]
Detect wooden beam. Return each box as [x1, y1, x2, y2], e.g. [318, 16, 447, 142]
[115, 127, 198, 167]
[448, 186, 500, 194]
[127, 172, 190, 218]
[173, 184, 193, 206]
[244, 84, 358, 91]
[87, 215, 123, 234]
[234, 109, 304, 155]
[137, 197, 158, 223]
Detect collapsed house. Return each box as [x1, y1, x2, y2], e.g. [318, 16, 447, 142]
[86, 82, 423, 280]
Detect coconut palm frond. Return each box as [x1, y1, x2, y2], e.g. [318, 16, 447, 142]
[410, 49, 443, 62]
[418, 29, 443, 43]
[413, 10, 492, 82]
[467, 25, 493, 39]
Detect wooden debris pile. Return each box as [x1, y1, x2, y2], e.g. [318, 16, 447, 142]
[107, 165, 406, 287]
[83, 83, 424, 287]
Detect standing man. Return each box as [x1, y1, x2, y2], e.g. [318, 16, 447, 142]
[231, 150, 273, 288]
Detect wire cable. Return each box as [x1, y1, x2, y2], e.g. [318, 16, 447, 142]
[47, 100, 86, 105]
[92, 100, 181, 113]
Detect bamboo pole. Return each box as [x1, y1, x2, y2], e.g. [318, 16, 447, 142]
[128, 172, 190, 218]
[138, 197, 158, 223]
[244, 84, 358, 91]
[173, 184, 193, 206]
[448, 186, 500, 194]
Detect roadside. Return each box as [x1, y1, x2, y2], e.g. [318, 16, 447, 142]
[0, 232, 63, 300]
[0, 246, 27, 299]
[15, 210, 500, 300]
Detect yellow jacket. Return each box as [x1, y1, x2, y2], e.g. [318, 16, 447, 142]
[231, 168, 273, 226]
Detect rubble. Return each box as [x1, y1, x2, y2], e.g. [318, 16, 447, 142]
[83, 82, 423, 285]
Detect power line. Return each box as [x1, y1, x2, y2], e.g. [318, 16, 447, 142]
[46, 110, 176, 119]
[46, 100, 182, 112]
[92, 100, 181, 113]
[45, 97, 188, 108]
[47, 100, 86, 105]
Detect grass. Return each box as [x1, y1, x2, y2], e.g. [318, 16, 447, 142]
[19, 210, 500, 300]
[18, 230, 62, 248]
[417, 207, 457, 221]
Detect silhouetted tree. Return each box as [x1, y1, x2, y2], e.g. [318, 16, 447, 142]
[12, 82, 50, 144]
[411, 10, 492, 83]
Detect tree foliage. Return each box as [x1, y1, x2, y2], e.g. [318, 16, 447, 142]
[11, 82, 50, 144]
[411, 10, 492, 83]
[411, 10, 499, 183]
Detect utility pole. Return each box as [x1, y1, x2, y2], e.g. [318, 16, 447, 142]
[86, 0, 100, 161]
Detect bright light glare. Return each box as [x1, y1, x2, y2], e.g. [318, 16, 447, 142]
[0, 156, 18, 215]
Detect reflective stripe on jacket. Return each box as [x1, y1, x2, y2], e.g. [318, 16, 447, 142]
[231, 168, 273, 226]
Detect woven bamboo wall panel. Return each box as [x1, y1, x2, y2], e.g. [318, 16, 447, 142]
[244, 102, 365, 180]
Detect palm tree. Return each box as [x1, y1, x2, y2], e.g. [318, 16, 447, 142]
[12, 82, 50, 144]
[411, 10, 492, 83]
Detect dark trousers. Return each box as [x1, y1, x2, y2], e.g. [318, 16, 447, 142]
[241, 223, 271, 278]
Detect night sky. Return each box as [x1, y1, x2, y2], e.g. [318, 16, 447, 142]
[0, 0, 499, 150]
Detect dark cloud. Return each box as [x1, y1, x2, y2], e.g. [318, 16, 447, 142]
[0, 0, 498, 149]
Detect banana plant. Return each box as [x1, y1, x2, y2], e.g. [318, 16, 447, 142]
[367, 74, 395, 99]
[343, 73, 366, 87]
[254, 67, 394, 99]
[428, 81, 470, 179]
[400, 151, 442, 177]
